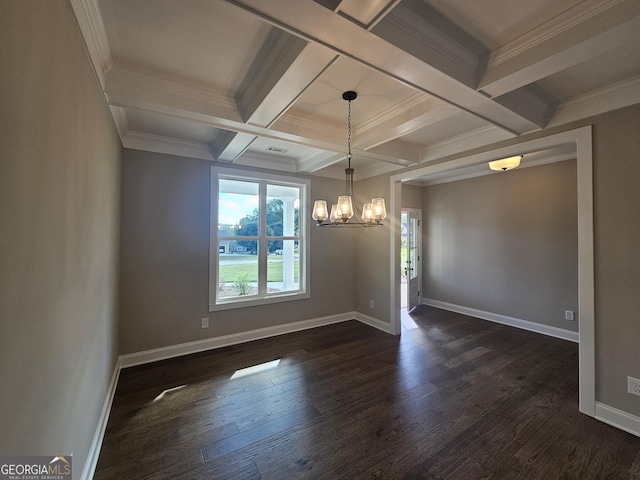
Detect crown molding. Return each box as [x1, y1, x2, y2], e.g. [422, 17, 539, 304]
[358, 100, 460, 153]
[419, 125, 515, 164]
[296, 150, 344, 174]
[487, 0, 628, 70]
[69, 0, 113, 88]
[106, 66, 239, 118]
[549, 74, 640, 127]
[233, 151, 298, 172]
[368, 140, 420, 165]
[353, 161, 404, 181]
[108, 106, 128, 144]
[358, 93, 428, 133]
[122, 131, 216, 162]
[274, 111, 345, 145]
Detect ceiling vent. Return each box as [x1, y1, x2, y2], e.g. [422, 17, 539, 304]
[267, 146, 289, 153]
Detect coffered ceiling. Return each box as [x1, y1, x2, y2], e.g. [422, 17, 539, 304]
[71, 0, 640, 179]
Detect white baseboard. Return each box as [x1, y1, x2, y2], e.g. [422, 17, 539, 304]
[120, 312, 356, 368]
[81, 357, 121, 480]
[595, 402, 640, 438]
[422, 298, 579, 343]
[355, 312, 393, 334]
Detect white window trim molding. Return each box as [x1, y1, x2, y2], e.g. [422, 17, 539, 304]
[209, 166, 310, 311]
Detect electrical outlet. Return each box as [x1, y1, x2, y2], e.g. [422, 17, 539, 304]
[565, 310, 574, 321]
[201, 317, 209, 328]
[628, 376, 640, 397]
[369, 300, 375, 309]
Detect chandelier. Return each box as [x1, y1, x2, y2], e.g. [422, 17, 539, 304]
[311, 91, 386, 227]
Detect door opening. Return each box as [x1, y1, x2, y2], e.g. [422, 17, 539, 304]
[401, 208, 422, 329]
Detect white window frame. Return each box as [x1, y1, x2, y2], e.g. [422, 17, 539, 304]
[209, 166, 310, 311]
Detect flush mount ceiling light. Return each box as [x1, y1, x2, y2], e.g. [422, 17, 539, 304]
[489, 155, 522, 171]
[311, 91, 386, 227]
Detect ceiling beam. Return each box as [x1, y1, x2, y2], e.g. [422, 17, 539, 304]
[104, 66, 413, 167]
[479, 0, 640, 98]
[371, 0, 483, 89]
[225, 0, 544, 133]
[215, 41, 337, 162]
[333, 0, 401, 30]
[217, 0, 400, 164]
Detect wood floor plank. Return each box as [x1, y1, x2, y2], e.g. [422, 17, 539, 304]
[94, 314, 640, 479]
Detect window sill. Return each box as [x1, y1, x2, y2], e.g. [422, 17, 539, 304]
[210, 291, 310, 311]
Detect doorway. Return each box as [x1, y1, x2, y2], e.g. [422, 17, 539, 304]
[401, 208, 422, 329]
[389, 126, 594, 417]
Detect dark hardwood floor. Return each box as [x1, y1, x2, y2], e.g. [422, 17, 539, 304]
[95, 306, 640, 479]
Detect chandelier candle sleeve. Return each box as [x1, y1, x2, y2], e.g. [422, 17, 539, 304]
[312, 200, 328, 222]
[362, 203, 373, 222]
[372, 198, 387, 221]
[329, 204, 340, 223]
[337, 195, 354, 221]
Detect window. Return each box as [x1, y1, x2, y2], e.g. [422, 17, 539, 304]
[210, 167, 309, 310]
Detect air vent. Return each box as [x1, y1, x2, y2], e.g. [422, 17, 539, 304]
[267, 146, 289, 153]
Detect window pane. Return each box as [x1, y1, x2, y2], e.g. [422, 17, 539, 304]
[267, 240, 299, 293]
[218, 240, 258, 299]
[219, 179, 259, 232]
[266, 184, 300, 237]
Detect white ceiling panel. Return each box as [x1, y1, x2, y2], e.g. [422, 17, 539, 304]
[98, 0, 272, 94]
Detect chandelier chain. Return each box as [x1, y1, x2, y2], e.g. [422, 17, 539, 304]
[347, 98, 352, 168]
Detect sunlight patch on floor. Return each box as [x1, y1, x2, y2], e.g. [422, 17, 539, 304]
[401, 308, 420, 330]
[231, 359, 281, 379]
[153, 384, 188, 402]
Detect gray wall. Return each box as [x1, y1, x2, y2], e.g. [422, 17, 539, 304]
[592, 106, 640, 417]
[119, 149, 355, 354]
[353, 174, 392, 317]
[421, 161, 578, 331]
[0, 1, 121, 477]
[401, 183, 423, 210]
